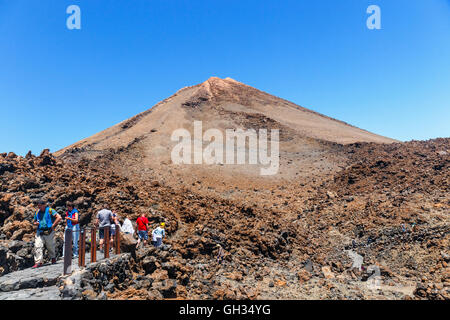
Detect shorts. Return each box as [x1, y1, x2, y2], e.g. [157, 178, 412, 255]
[154, 237, 162, 247]
[99, 227, 111, 239]
[138, 230, 148, 240]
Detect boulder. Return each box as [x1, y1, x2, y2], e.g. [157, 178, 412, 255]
[142, 256, 158, 275]
[326, 191, 337, 199]
[120, 232, 137, 255]
[297, 269, 311, 283]
[152, 279, 177, 298]
[0, 163, 15, 175]
[321, 266, 335, 279]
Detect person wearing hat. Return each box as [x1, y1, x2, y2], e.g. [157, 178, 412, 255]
[152, 222, 166, 248]
[32, 199, 62, 268]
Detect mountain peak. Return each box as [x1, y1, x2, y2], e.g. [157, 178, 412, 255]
[56, 78, 396, 159]
[202, 76, 241, 86]
[205, 76, 223, 82]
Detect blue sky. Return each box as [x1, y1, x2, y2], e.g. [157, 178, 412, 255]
[0, 0, 449, 155]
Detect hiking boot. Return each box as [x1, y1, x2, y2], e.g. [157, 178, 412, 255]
[32, 263, 42, 269]
[51, 258, 56, 264]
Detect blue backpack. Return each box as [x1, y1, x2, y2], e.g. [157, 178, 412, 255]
[35, 207, 56, 235]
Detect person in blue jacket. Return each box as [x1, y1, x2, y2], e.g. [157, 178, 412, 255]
[32, 199, 62, 268]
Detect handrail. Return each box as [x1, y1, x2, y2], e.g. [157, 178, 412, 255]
[63, 224, 121, 275]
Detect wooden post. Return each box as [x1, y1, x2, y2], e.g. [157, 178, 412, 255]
[63, 229, 73, 275]
[104, 226, 110, 259]
[78, 229, 82, 266]
[91, 227, 97, 263]
[79, 229, 86, 267]
[111, 227, 115, 250]
[115, 226, 120, 255]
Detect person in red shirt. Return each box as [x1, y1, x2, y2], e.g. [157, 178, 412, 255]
[136, 212, 149, 248]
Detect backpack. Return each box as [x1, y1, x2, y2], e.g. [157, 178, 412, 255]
[66, 209, 79, 226]
[35, 208, 55, 235]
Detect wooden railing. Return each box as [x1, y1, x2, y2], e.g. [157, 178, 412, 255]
[64, 225, 120, 275]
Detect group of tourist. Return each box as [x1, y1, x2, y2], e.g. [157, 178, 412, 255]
[135, 212, 165, 248]
[31, 199, 166, 269]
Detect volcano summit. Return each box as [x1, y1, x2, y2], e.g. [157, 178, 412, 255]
[56, 77, 396, 201]
[1, 78, 448, 300]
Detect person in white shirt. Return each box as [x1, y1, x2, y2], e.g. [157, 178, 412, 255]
[152, 222, 166, 247]
[121, 218, 134, 234]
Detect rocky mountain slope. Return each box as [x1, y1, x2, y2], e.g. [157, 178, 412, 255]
[0, 78, 447, 299]
[55, 77, 397, 205]
[1, 137, 448, 299]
